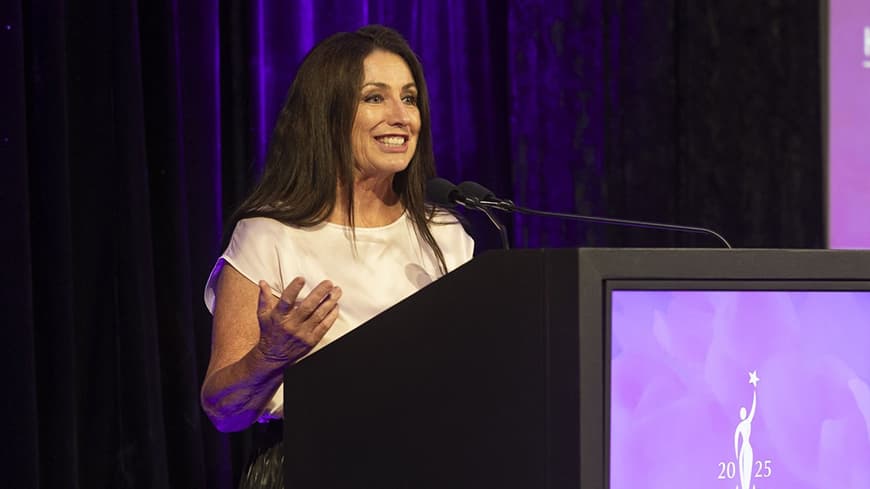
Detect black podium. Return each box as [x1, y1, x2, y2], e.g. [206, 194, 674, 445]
[283, 248, 870, 489]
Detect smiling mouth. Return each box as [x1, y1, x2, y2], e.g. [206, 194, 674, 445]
[375, 135, 408, 147]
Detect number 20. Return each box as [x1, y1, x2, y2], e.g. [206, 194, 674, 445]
[717, 462, 736, 479]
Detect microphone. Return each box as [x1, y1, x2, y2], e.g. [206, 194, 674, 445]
[426, 178, 511, 249]
[456, 180, 732, 249]
[425, 177, 469, 208]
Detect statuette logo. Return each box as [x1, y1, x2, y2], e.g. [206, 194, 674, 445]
[735, 371, 759, 489]
[717, 370, 773, 488]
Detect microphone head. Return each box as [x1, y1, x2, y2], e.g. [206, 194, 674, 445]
[457, 181, 496, 201]
[426, 177, 463, 207]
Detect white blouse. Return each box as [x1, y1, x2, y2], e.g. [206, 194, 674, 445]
[204, 211, 474, 419]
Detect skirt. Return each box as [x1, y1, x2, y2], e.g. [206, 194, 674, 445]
[238, 421, 284, 489]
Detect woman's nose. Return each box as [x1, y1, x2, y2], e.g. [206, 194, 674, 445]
[386, 99, 411, 126]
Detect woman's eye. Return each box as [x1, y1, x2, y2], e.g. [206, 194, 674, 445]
[402, 95, 418, 105]
[364, 94, 384, 103]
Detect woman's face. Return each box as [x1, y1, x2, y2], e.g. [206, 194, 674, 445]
[351, 50, 421, 180]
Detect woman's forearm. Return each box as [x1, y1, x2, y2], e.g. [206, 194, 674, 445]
[200, 346, 288, 432]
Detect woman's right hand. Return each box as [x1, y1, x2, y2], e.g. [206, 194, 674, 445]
[255, 277, 342, 364]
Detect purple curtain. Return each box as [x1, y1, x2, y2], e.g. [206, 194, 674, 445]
[3, 0, 822, 487]
[509, 0, 609, 247]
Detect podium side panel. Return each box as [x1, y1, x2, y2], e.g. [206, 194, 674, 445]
[283, 250, 578, 489]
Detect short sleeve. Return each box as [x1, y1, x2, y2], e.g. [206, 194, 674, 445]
[458, 218, 474, 259]
[203, 218, 288, 314]
[451, 224, 475, 270]
[430, 211, 475, 272]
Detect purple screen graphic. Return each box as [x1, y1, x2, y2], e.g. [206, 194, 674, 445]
[610, 290, 870, 489]
[828, 0, 870, 248]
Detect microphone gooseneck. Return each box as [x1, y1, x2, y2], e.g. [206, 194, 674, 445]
[455, 180, 732, 249]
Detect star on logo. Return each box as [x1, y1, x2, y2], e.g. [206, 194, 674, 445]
[748, 370, 760, 387]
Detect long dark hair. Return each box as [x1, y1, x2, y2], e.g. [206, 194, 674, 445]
[226, 25, 449, 273]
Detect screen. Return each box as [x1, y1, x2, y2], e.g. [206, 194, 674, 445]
[827, 0, 870, 248]
[610, 289, 870, 489]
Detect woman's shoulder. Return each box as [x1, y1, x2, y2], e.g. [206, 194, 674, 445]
[224, 216, 307, 258]
[231, 215, 322, 243]
[232, 216, 291, 236]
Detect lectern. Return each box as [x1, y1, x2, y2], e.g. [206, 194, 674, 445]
[283, 249, 870, 489]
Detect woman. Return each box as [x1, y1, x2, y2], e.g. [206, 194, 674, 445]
[200, 25, 474, 486]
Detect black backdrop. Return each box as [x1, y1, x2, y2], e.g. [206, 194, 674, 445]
[2, 1, 823, 487]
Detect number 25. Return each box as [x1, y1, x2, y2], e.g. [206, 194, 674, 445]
[754, 460, 772, 478]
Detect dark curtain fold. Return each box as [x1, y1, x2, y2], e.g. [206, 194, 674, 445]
[508, 0, 823, 248]
[3, 1, 822, 487]
[675, 0, 824, 248]
[2, 0, 39, 484]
